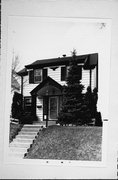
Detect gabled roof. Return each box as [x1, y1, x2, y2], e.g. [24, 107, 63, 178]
[30, 76, 63, 95]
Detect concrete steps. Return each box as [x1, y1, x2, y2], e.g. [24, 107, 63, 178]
[9, 124, 45, 158]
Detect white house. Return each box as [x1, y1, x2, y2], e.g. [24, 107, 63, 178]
[17, 53, 98, 125]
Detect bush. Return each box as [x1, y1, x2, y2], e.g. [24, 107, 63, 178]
[57, 112, 73, 126]
[11, 92, 23, 119]
[95, 112, 102, 126]
[19, 114, 38, 124]
[9, 123, 23, 143]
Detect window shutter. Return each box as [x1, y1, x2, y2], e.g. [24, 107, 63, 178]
[43, 68, 47, 80]
[78, 66, 82, 80]
[29, 70, 34, 83]
[61, 66, 67, 81]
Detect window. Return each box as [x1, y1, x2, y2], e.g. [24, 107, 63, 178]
[24, 97, 32, 106]
[24, 97, 32, 113]
[29, 69, 47, 84]
[61, 65, 82, 81]
[34, 69, 42, 83]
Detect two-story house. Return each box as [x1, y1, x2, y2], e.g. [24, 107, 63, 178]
[17, 53, 98, 125]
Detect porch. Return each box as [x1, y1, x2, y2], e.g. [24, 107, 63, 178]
[30, 76, 63, 126]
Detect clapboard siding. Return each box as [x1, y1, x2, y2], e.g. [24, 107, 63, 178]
[48, 67, 66, 86]
[23, 75, 37, 96]
[36, 97, 43, 121]
[81, 68, 96, 93]
[23, 66, 96, 97]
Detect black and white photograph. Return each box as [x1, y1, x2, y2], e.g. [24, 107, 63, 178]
[7, 16, 110, 163]
[1, 0, 118, 179]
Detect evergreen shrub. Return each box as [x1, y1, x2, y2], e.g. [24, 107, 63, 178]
[11, 92, 23, 119]
[19, 113, 38, 124]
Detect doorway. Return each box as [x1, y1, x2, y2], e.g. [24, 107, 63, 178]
[49, 96, 58, 120]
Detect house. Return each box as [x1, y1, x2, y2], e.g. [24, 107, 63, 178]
[17, 53, 98, 125]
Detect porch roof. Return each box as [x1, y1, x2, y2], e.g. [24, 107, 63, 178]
[30, 76, 63, 96]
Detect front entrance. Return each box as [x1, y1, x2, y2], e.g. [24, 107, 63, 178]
[49, 96, 58, 120]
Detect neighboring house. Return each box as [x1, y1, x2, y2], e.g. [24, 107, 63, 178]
[17, 53, 98, 124]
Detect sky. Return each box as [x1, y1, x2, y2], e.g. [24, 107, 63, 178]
[7, 16, 111, 118]
[8, 17, 108, 70]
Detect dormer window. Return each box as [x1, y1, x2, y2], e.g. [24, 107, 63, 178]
[34, 69, 42, 83]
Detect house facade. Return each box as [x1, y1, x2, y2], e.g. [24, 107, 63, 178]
[17, 53, 98, 125]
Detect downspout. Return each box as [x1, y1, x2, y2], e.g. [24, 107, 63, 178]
[21, 76, 23, 111]
[90, 68, 92, 89]
[96, 61, 98, 90]
[21, 76, 23, 96]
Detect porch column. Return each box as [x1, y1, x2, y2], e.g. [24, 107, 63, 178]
[43, 96, 49, 127]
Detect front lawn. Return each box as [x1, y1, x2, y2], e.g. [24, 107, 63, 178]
[25, 125, 102, 161]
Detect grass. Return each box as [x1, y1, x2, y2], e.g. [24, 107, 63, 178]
[9, 122, 23, 143]
[25, 125, 102, 161]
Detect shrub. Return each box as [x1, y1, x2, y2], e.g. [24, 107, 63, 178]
[95, 112, 102, 126]
[19, 113, 38, 124]
[57, 112, 73, 126]
[9, 123, 23, 143]
[11, 92, 23, 119]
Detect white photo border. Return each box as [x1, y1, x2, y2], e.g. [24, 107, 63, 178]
[3, 16, 111, 167]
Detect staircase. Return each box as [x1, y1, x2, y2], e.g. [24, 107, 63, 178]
[9, 124, 45, 158]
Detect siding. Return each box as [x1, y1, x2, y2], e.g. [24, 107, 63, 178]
[22, 66, 96, 96]
[81, 68, 96, 93]
[36, 97, 43, 121]
[48, 67, 66, 86]
[23, 75, 38, 96]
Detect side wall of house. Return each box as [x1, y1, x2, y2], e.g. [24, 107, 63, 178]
[23, 74, 37, 97]
[82, 67, 96, 93]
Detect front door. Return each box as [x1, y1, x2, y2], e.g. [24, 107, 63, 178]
[49, 96, 58, 120]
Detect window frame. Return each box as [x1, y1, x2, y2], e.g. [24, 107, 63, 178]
[34, 69, 42, 83]
[24, 96, 32, 107]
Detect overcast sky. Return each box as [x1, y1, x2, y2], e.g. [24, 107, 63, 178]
[7, 16, 111, 118]
[8, 17, 108, 70]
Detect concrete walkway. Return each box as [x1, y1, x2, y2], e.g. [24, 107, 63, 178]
[9, 124, 45, 158]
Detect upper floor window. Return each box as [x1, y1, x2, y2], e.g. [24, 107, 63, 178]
[29, 68, 47, 84]
[34, 69, 42, 83]
[61, 65, 82, 81]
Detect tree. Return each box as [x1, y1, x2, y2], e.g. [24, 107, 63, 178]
[11, 92, 23, 119]
[11, 55, 20, 93]
[57, 49, 88, 125]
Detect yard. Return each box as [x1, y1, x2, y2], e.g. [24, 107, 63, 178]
[25, 125, 102, 161]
